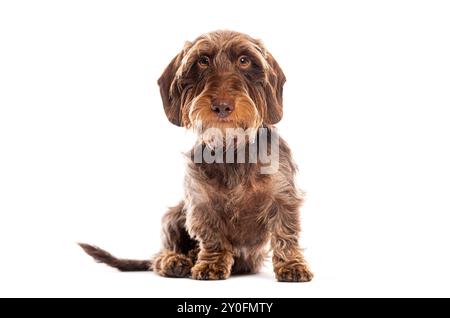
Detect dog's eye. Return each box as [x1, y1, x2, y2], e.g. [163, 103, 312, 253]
[198, 56, 210, 68]
[238, 55, 251, 68]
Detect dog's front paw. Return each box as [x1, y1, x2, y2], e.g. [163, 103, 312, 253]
[275, 263, 313, 282]
[191, 261, 231, 280]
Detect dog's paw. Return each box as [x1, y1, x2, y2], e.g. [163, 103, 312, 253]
[191, 261, 231, 280]
[275, 263, 313, 282]
[154, 252, 193, 278]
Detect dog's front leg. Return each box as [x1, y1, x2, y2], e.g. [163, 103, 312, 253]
[270, 206, 313, 282]
[191, 241, 234, 280]
[188, 206, 234, 280]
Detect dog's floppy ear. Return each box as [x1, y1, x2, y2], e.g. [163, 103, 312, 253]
[264, 53, 286, 125]
[157, 44, 190, 126]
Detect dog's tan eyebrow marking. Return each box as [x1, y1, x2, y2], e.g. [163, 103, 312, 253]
[220, 37, 266, 58]
[176, 39, 216, 78]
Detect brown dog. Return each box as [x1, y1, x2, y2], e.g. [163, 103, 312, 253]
[80, 30, 313, 282]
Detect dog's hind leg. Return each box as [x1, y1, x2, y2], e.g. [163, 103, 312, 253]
[152, 201, 198, 278]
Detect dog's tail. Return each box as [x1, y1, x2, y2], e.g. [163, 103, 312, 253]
[78, 243, 152, 272]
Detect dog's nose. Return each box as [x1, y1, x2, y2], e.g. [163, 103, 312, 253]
[211, 99, 235, 118]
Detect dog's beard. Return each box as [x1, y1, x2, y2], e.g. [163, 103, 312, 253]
[188, 94, 262, 149]
[195, 125, 258, 152]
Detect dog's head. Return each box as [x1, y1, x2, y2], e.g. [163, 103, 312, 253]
[158, 30, 286, 131]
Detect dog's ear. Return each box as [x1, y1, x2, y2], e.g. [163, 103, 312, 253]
[157, 44, 190, 126]
[264, 53, 286, 125]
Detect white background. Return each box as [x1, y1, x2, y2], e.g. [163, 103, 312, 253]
[1, 0, 449, 297]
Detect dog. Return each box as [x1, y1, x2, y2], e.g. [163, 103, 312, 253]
[79, 30, 313, 282]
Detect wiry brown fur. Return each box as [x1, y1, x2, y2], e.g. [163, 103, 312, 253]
[80, 30, 313, 282]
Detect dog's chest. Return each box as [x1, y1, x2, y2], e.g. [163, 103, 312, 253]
[222, 186, 272, 246]
[185, 162, 274, 246]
